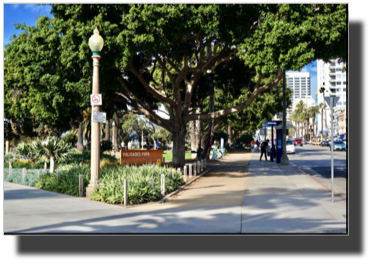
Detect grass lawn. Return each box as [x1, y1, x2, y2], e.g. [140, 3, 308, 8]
[163, 150, 192, 162]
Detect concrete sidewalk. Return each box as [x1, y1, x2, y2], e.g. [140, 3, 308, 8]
[3, 152, 346, 233]
[242, 153, 346, 233]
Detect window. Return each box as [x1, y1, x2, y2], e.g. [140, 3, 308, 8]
[337, 75, 341, 80]
[343, 88, 346, 92]
[337, 102, 342, 105]
[337, 82, 341, 85]
[336, 68, 342, 72]
[336, 88, 340, 92]
[344, 102, 346, 105]
[343, 81, 346, 85]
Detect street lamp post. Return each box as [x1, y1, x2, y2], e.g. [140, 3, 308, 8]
[86, 26, 104, 198]
[281, 69, 289, 165]
[330, 94, 336, 203]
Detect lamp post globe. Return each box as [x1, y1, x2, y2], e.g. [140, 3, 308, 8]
[89, 26, 104, 55]
[86, 26, 103, 198]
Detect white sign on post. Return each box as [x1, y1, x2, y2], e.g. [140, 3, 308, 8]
[92, 111, 106, 123]
[90, 94, 102, 105]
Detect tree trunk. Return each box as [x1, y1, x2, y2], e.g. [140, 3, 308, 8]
[190, 120, 196, 151]
[152, 135, 157, 150]
[228, 122, 232, 145]
[77, 122, 84, 151]
[141, 131, 144, 149]
[321, 108, 324, 140]
[6, 140, 10, 154]
[172, 123, 187, 167]
[113, 112, 119, 152]
[195, 107, 201, 149]
[201, 44, 215, 159]
[50, 156, 55, 173]
[105, 118, 110, 141]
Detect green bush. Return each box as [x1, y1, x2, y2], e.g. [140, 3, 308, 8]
[92, 164, 183, 205]
[100, 140, 113, 154]
[35, 164, 91, 196]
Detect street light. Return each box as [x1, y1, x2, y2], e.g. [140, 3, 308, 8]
[329, 92, 336, 203]
[86, 26, 104, 198]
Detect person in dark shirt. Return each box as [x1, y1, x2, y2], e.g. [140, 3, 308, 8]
[260, 139, 270, 161]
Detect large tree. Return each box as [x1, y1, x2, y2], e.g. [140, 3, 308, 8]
[5, 4, 347, 167]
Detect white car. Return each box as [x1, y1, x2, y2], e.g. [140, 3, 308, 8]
[286, 140, 295, 154]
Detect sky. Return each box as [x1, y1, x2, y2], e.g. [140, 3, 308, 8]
[3, 3, 318, 115]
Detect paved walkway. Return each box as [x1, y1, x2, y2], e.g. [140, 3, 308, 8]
[4, 152, 346, 233]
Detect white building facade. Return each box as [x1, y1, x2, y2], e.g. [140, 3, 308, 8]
[316, 59, 347, 138]
[285, 72, 315, 138]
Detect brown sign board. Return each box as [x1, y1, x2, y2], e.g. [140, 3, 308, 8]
[120, 150, 163, 166]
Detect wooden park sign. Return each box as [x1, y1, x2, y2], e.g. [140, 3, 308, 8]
[120, 150, 163, 166]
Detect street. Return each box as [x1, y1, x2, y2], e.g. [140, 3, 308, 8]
[288, 144, 347, 200]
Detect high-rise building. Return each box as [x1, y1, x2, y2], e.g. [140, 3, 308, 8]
[316, 58, 347, 138]
[284, 72, 315, 139]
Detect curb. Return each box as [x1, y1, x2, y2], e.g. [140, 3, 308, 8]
[157, 169, 211, 204]
[289, 162, 346, 202]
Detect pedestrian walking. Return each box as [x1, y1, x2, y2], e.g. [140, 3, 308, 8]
[260, 139, 270, 161]
[251, 139, 254, 153]
[197, 143, 202, 162]
[121, 141, 125, 150]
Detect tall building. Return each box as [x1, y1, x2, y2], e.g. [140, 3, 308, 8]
[285, 71, 315, 138]
[316, 58, 347, 138]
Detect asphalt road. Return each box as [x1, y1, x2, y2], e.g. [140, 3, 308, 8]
[287, 144, 347, 199]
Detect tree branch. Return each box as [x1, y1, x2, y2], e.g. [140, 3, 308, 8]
[183, 68, 283, 122]
[116, 77, 173, 131]
[126, 60, 176, 106]
[139, 56, 152, 76]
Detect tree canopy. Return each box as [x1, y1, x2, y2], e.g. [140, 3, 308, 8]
[4, 4, 347, 166]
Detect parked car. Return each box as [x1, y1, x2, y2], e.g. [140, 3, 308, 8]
[286, 140, 295, 154]
[330, 141, 346, 151]
[294, 138, 303, 146]
[342, 139, 347, 149]
[320, 140, 330, 147]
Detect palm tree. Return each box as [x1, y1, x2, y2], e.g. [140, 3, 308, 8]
[295, 100, 306, 138]
[14, 142, 30, 160]
[309, 106, 320, 139]
[36, 137, 73, 173]
[290, 110, 300, 138]
[304, 107, 312, 141]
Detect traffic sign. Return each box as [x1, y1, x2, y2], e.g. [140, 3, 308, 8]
[92, 111, 106, 123]
[90, 94, 102, 105]
[324, 96, 339, 108]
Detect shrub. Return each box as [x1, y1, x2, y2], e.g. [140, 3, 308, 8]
[91, 164, 183, 205]
[4, 152, 16, 164]
[100, 159, 119, 169]
[35, 164, 91, 196]
[100, 140, 113, 154]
